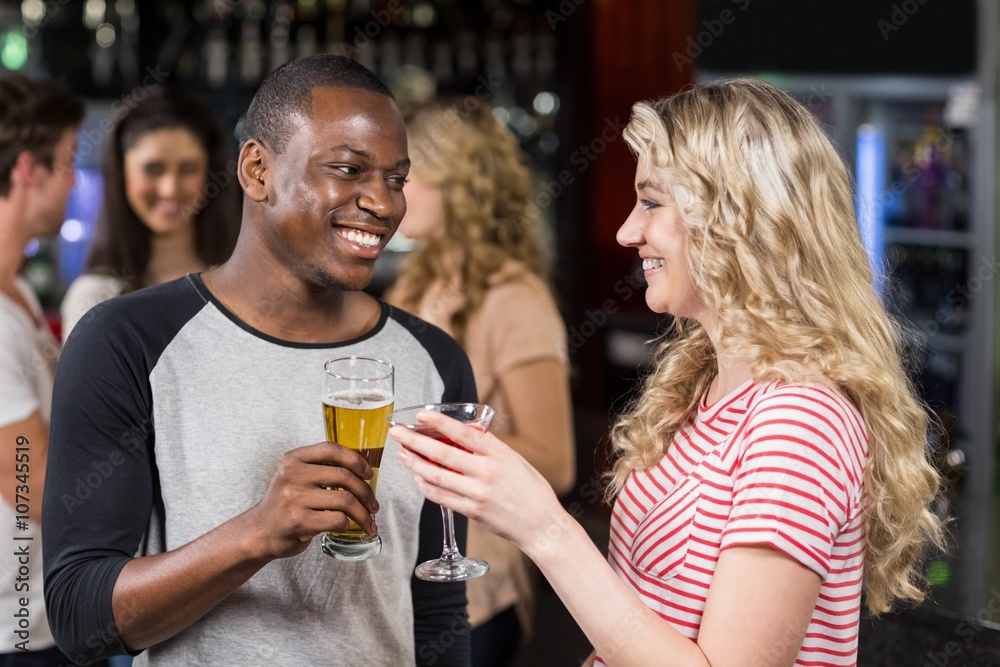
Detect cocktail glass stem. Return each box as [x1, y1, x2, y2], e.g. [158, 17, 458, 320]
[440, 507, 462, 561]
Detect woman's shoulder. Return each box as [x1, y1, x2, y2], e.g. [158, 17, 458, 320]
[60, 274, 127, 343]
[747, 380, 869, 458]
[63, 273, 126, 304]
[753, 380, 862, 419]
[485, 260, 556, 303]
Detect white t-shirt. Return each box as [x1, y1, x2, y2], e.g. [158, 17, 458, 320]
[60, 274, 125, 343]
[0, 277, 58, 651]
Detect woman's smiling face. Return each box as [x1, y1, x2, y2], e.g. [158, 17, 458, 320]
[123, 127, 209, 237]
[615, 161, 711, 325]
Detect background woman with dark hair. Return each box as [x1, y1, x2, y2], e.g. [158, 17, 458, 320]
[60, 86, 240, 340]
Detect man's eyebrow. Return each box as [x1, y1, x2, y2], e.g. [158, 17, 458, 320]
[328, 145, 410, 169]
[329, 144, 372, 160]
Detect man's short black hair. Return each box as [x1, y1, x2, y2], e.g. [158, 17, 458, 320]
[240, 54, 394, 153]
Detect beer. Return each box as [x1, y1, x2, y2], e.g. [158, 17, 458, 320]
[322, 391, 393, 540]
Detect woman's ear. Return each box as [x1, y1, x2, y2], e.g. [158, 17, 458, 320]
[238, 140, 268, 203]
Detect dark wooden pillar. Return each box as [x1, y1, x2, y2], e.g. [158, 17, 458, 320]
[573, 0, 698, 414]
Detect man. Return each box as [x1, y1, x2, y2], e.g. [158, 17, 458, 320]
[43, 56, 474, 666]
[0, 74, 85, 665]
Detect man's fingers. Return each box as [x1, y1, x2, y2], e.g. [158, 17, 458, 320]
[301, 487, 378, 536]
[294, 441, 375, 480]
[308, 464, 379, 513]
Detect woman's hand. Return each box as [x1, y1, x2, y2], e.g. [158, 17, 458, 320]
[390, 410, 565, 553]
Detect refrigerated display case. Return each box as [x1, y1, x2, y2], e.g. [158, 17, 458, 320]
[695, 66, 997, 618]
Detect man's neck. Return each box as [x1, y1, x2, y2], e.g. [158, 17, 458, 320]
[202, 249, 381, 346]
[0, 197, 31, 295]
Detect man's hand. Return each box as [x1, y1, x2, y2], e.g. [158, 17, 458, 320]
[245, 441, 380, 559]
[110, 440, 381, 652]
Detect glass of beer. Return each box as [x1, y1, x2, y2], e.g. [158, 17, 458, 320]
[386, 402, 495, 581]
[321, 357, 394, 561]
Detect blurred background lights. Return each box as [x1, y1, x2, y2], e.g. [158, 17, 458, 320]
[492, 106, 510, 126]
[514, 114, 537, 136]
[60, 219, 86, 244]
[95, 23, 116, 48]
[412, 1, 437, 28]
[84, 0, 105, 29]
[20, 0, 45, 25]
[925, 559, 951, 586]
[1, 30, 28, 70]
[507, 107, 537, 136]
[538, 131, 560, 154]
[532, 91, 560, 116]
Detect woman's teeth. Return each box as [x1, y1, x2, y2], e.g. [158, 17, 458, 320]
[642, 258, 666, 270]
[340, 229, 380, 248]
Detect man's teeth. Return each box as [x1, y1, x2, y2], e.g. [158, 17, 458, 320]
[642, 258, 666, 270]
[340, 229, 380, 248]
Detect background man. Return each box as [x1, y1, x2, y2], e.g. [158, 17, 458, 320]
[0, 74, 87, 665]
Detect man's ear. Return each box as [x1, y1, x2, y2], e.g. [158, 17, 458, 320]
[238, 140, 269, 203]
[10, 151, 40, 190]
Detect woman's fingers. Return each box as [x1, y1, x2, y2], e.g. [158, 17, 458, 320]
[416, 411, 494, 454]
[395, 445, 481, 498]
[389, 423, 481, 474]
[411, 474, 479, 519]
[389, 425, 457, 467]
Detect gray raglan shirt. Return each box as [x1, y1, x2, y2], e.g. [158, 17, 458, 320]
[43, 274, 475, 666]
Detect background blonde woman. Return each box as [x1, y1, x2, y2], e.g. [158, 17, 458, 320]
[390, 78, 946, 666]
[386, 97, 575, 666]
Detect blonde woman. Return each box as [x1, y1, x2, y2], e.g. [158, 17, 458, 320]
[385, 98, 576, 666]
[390, 78, 945, 666]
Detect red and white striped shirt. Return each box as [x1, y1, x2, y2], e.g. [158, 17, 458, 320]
[596, 380, 868, 666]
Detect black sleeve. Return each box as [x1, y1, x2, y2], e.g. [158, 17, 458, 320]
[412, 501, 471, 667]
[43, 291, 195, 665]
[398, 307, 478, 667]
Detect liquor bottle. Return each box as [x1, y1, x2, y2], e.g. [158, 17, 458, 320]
[239, 0, 266, 86]
[431, 41, 453, 87]
[204, 26, 229, 88]
[270, 2, 294, 73]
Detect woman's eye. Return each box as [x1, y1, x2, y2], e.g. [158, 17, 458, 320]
[640, 199, 660, 211]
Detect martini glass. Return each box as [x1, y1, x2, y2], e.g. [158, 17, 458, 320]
[386, 402, 495, 581]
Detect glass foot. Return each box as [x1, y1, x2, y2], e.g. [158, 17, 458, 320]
[415, 556, 489, 582]
[321, 533, 382, 561]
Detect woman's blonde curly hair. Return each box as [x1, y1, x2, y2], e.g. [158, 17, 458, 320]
[606, 78, 946, 615]
[386, 97, 550, 343]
